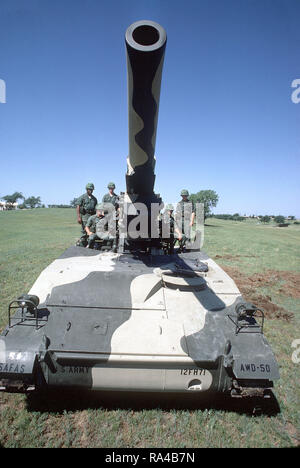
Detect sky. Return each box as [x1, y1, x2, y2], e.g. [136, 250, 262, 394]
[0, 0, 299, 216]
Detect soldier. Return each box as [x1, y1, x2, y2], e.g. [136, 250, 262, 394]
[85, 203, 105, 249]
[176, 189, 195, 251]
[86, 202, 117, 251]
[102, 182, 119, 208]
[75, 183, 98, 247]
[162, 204, 183, 254]
[102, 182, 119, 250]
[163, 204, 182, 238]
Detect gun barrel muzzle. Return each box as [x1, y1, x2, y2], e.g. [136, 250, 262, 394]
[125, 20, 167, 194]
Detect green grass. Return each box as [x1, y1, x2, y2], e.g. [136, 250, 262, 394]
[204, 218, 300, 321]
[204, 217, 300, 273]
[0, 209, 299, 448]
[0, 208, 79, 326]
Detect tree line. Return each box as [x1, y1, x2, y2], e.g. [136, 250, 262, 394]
[1, 192, 76, 209]
[1, 190, 297, 224]
[211, 214, 297, 225]
[0, 192, 43, 209]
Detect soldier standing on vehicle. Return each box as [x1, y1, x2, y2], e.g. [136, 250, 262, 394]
[162, 204, 183, 253]
[102, 182, 119, 250]
[102, 182, 119, 208]
[175, 189, 195, 251]
[75, 183, 98, 247]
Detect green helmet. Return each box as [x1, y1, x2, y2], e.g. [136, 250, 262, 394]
[107, 182, 115, 189]
[165, 204, 174, 211]
[96, 203, 105, 210]
[180, 189, 189, 196]
[86, 183, 95, 190]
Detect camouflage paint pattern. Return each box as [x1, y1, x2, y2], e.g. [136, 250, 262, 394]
[125, 20, 166, 195]
[0, 247, 279, 394]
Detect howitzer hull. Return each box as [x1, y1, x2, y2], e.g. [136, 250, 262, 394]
[0, 247, 279, 399]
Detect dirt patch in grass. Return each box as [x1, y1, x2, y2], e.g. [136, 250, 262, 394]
[221, 266, 296, 321]
[246, 270, 300, 299]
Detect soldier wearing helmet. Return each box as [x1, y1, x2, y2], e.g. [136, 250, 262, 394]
[75, 183, 98, 247]
[85, 202, 117, 251]
[102, 182, 119, 208]
[85, 203, 105, 249]
[162, 203, 183, 253]
[175, 189, 195, 251]
[177, 189, 195, 223]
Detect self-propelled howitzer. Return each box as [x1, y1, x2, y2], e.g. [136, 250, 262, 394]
[0, 21, 279, 408]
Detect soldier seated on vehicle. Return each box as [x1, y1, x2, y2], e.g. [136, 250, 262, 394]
[85, 203, 105, 249]
[85, 203, 117, 251]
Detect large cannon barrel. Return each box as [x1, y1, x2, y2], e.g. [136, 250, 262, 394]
[125, 20, 167, 195]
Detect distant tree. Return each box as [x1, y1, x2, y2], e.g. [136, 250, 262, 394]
[213, 213, 245, 221]
[274, 215, 286, 224]
[190, 190, 219, 220]
[261, 215, 271, 224]
[289, 215, 295, 220]
[232, 214, 245, 221]
[70, 198, 78, 208]
[2, 191, 25, 204]
[24, 196, 42, 209]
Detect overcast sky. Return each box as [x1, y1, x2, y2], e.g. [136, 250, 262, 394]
[0, 0, 299, 216]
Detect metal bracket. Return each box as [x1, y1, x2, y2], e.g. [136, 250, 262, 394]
[228, 302, 264, 335]
[8, 297, 47, 330]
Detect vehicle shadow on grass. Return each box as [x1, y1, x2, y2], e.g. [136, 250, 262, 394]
[26, 389, 280, 417]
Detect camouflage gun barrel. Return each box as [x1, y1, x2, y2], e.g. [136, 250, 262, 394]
[125, 20, 167, 195]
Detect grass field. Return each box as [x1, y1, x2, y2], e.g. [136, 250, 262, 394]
[0, 209, 299, 448]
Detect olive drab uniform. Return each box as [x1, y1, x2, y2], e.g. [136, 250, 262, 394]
[176, 198, 195, 250]
[102, 192, 119, 208]
[76, 192, 98, 246]
[85, 213, 104, 248]
[102, 190, 119, 251]
[162, 206, 176, 254]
